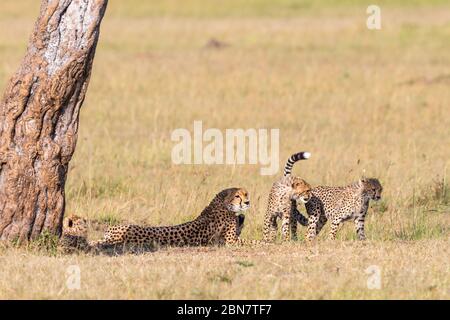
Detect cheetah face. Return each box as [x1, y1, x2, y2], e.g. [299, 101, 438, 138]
[291, 177, 312, 204]
[226, 188, 250, 213]
[362, 178, 383, 201]
[63, 215, 88, 237]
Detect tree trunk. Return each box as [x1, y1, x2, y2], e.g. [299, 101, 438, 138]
[0, 0, 108, 242]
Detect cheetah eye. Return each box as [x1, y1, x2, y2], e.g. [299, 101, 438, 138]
[235, 195, 240, 198]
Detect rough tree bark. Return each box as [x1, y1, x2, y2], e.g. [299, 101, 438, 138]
[0, 0, 108, 242]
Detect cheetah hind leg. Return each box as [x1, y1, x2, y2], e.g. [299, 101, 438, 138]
[263, 213, 279, 243]
[290, 215, 298, 241]
[316, 215, 327, 236]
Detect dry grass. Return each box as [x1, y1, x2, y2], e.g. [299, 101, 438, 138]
[0, 241, 448, 299]
[0, 0, 449, 299]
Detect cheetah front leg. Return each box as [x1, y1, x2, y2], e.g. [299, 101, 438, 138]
[292, 207, 309, 226]
[289, 200, 304, 241]
[305, 214, 327, 242]
[263, 212, 279, 243]
[306, 213, 320, 242]
[328, 218, 341, 240]
[305, 200, 323, 242]
[290, 207, 309, 240]
[89, 234, 116, 247]
[224, 216, 262, 246]
[316, 215, 328, 235]
[354, 214, 367, 241]
[281, 208, 292, 242]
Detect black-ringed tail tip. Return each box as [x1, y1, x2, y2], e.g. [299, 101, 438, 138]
[283, 151, 311, 176]
[301, 152, 311, 159]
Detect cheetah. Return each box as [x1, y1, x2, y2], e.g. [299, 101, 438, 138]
[263, 151, 312, 243]
[298, 177, 383, 241]
[92, 187, 259, 249]
[236, 214, 246, 237]
[215, 213, 247, 246]
[58, 215, 90, 254]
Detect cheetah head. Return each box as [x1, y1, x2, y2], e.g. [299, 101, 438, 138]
[225, 188, 250, 213]
[361, 178, 383, 201]
[62, 215, 88, 237]
[290, 177, 312, 204]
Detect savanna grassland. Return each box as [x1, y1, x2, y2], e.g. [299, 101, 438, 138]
[0, 0, 449, 299]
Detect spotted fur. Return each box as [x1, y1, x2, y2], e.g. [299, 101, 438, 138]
[299, 178, 383, 241]
[58, 215, 90, 254]
[263, 169, 312, 244]
[92, 188, 259, 248]
[283, 151, 311, 176]
[263, 152, 312, 243]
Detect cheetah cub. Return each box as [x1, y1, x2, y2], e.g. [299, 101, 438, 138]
[299, 177, 383, 241]
[58, 215, 90, 254]
[263, 151, 312, 243]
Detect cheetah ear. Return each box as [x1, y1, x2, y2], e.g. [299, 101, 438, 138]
[63, 217, 73, 228]
[360, 168, 368, 182]
[357, 178, 365, 188]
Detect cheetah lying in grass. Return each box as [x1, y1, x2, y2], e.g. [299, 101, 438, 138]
[91, 187, 259, 249]
[58, 215, 91, 254]
[59, 188, 257, 254]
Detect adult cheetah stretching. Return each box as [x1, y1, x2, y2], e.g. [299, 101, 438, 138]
[92, 187, 259, 249]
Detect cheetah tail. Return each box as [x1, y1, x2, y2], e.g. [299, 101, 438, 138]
[283, 151, 311, 176]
